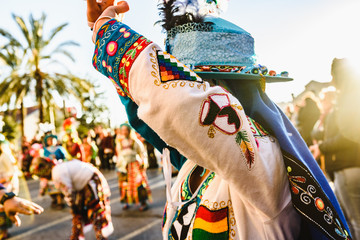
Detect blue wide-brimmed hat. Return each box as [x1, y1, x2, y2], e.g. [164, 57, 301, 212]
[44, 134, 58, 147]
[166, 16, 292, 83]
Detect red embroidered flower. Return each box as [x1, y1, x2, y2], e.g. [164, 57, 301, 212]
[106, 41, 118, 56]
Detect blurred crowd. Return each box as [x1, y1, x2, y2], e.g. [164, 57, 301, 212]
[19, 122, 161, 177]
[0, 118, 162, 239]
[286, 58, 360, 239]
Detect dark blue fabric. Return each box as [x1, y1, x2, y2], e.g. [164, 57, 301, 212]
[221, 79, 351, 239]
[119, 96, 187, 170]
[0, 184, 4, 190]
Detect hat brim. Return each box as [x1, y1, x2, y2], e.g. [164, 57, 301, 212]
[44, 134, 58, 145]
[196, 72, 293, 83]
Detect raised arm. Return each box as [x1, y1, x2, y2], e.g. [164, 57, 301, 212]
[89, 5, 290, 218]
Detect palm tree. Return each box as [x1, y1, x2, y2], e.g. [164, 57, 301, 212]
[0, 41, 30, 137]
[0, 13, 94, 124]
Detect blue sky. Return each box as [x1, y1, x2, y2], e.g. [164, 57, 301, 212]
[1, 0, 359, 127]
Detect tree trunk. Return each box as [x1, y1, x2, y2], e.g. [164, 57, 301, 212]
[38, 95, 44, 123]
[63, 99, 67, 120]
[20, 100, 25, 139]
[35, 70, 44, 123]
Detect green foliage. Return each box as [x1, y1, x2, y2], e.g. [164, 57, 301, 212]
[2, 115, 19, 142]
[0, 13, 95, 125]
[78, 91, 110, 134]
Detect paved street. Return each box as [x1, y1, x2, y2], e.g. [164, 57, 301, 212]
[8, 169, 167, 240]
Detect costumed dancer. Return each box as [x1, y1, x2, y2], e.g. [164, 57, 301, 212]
[40, 124, 67, 209]
[87, 0, 352, 239]
[30, 157, 113, 240]
[115, 123, 151, 211]
[0, 134, 19, 239]
[63, 118, 85, 161]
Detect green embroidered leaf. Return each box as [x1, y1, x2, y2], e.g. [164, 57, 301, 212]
[126, 49, 137, 59]
[235, 132, 242, 145]
[119, 67, 127, 78]
[235, 131, 250, 145]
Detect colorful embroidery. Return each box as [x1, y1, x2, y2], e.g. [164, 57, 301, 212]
[92, 19, 152, 99]
[200, 94, 242, 138]
[117, 36, 152, 98]
[247, 116, 269, 137]
[157, 51, 202, 83]
[106, 41, 118, 56]
[235, 130, 255, 170]
[284, 152, 351, 240]
[149, 46, 207, 91]
[192, 205, 229, 240]
[171, 201, 197, 240]
[169, 170, 215, 240]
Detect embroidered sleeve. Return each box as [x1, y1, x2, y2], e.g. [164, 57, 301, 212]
[92, 19, 152, 99]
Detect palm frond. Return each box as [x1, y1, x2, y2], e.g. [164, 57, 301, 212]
[47, 23, 68, 42]
[12, 14, 32, 48]
[0, 28, 22, 47]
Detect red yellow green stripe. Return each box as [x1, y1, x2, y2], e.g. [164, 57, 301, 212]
[192, 205, 229, 239]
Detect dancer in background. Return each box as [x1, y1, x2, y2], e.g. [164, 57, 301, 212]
[42, 132, 66, 209]
[63, 118, 85, 162]
[115, 124, 151, 211]
[30, 157, 113, 240]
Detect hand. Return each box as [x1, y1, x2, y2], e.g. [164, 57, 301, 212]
[87, 0, 115, 23]
[309, 144, 321, 160]
[87, 0, 129, 25]
[3, 196, 44, 226]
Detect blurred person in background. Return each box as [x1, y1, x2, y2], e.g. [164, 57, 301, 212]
[40, 132, 67, 210]
[310, 58, 360, 239]
[0, 134, 19, 239]
[20, 136, 32, 179]
[63, 118, 85, 162]
[115, 124, 151, 211]
[82, 134, 99, 166]
[297, 94, 321, 146]
[99, 129, 115, 170]
[31, 157, 113, 240]
[311, 87, 337, 170]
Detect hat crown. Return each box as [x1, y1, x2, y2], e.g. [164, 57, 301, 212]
[167, 16, 256, 68]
